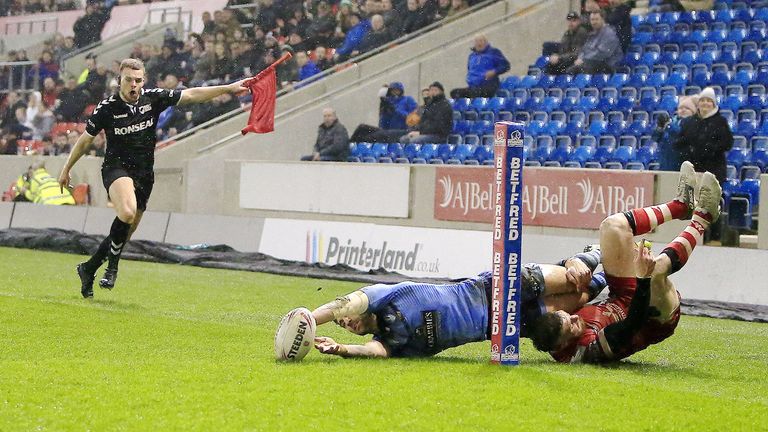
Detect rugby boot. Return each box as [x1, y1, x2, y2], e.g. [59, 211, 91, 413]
[99, 268, 118, 290]
[675, 161, 697, 219]
[77, 263, 95, 298]
[695, 171, 722, 223]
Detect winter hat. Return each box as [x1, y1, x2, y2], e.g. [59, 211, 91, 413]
[698, 87, 717, 106]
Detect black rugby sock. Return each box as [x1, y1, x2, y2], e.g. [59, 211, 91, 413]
[84, 237, 111, 273]
[106, 217, 131, 270]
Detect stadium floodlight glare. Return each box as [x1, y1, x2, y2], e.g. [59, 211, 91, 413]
[490, 121, 524, 366]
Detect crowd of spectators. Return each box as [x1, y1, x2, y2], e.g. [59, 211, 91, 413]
[0, 0, 80, 16]
[1, 0, 484, 153]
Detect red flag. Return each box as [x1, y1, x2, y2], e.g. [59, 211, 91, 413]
[241, 52, 292, 135]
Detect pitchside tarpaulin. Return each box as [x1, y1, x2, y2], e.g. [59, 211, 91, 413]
[490, 121, 524, 366]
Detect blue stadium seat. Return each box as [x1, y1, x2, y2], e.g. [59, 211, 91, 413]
[470, 97, 489, 112]
[448, 144, 478, 164]
[403, 143, 420, 161]
[727, 147, 750, 167]
[387, 143, 404, 160]
[447, 134, 463, 145]
[463, 134, 480, 146]
[573, 74, 592, 88]
[487, 97, 506, 113]
[611, 145, 637, 165]
[626, 162, 646, 170]
[568, 145, 595, 166]
[452, 98, 471, 112]
[417, 143, 439, 162]
[501, 76, 520, 90]
[474, 145, 494, 164]
[350, 142, 371, 161]
[726, 196, 752, 229]
[436, 144, 454, 162]
[480, 134, 495, 146]
[637, 145, 658, 166]
[453, 120, 473, 135]
[549, 145, 571, 165]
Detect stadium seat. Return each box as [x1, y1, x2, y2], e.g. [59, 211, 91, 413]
[726, 196, 752, 229]
[417, 144, 439, 162]
[403, 143, 420, 161]
[447, 144, 477, 164]
[437, 144, 454, 162]
[611, 145, 637, 165]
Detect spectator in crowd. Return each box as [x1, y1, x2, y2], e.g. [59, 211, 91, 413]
[399, 0, 433, 36]
[436, 0, 451, 19]
[53, 36, 76, 62]
[41, 77, 59, 107]
[202, 11, 216, 34]
[27, 92, 55, 140]
[277, 46, 299, 85]
[335, 13, 371, 61]
[288, 7, 313, 38]
[567, 11, 622, 74]
[56, 78, 88, 122]
[380, 0, 401, 28]
[41, 136, 55, 155]
[296, 51, 322, 83]
[544, 12, 588, 75]
[401, 81, 452, 144]
[191, 42, 216, 85]
[78, 54, 97, 85]
[649, 0, 686, 12]
[580, 0, 601, 31]
[307, 1, 337, 48]
[211, 43, 236, 83]
[190, 92, 240, 125]
[604, 0, 632, 54]
[351, 81, 418, 143]
[314, 46, 334, 71]
[84, 64, 109, 103]
[52, 132, 70, 155]
[36, 50, 59, 83]
[11, 106, 33, 139]
[354, 14, 392, 56]
[336, 0, 360, 38]
[654, 96, 697, 172]
[1, 133, 19, 154]
[72, 2, 113, 49]
[445, 0, 469, 19]
[1, 91, 26, 131]
[302, 107, 350, 161]
[675, 87, 733, 184]
[450, 34, 510, 99]
[256, 0, 279, 33]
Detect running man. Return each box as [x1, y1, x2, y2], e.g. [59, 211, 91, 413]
[58, 58, 249, 298]
[310, 250, 608, 359]
[529, 161, 722, 363]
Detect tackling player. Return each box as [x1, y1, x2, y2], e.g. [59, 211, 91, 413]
[58, 59, 249, 298]
[310, 250, 607, 358]
[530, 161, 722, 363]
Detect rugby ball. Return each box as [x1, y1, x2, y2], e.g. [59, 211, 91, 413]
[274, 307, 316, 361]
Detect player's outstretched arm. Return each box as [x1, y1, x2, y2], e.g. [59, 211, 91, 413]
[314, 337, 389, 358]
[58, 132, 96, 192]
[177, 79, 249, 106]
[312, 291, 369, 326]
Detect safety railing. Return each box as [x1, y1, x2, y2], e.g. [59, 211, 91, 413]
[0, 61, 40, 93]
[3, 16, 58, 35]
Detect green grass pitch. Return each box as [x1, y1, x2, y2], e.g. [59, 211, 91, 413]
[1, 246, 767, 431]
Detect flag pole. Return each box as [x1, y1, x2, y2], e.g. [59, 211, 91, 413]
[244, 52, 293, 87]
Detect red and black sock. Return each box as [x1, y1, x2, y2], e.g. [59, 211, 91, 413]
[623, 199, 689, 235]
[661, 210, 712, 274]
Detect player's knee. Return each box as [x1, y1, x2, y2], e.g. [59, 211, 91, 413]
[600, 213, 629, 235]
[118, 207, 136, 224]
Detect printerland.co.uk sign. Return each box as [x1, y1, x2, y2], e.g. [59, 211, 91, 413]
[434, 167, 655, 229]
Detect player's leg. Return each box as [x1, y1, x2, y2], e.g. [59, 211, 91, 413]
[127, 210, 144, 239]
[98, 177, 137, 289]
[600, 160, 697, 277]
[652, 171, 722, 321]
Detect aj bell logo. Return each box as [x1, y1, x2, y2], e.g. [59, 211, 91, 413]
[438, 175, 492, 215]
[575, 179, 647, 215]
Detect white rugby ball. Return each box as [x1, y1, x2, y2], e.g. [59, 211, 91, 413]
[274, 307, 317, 361]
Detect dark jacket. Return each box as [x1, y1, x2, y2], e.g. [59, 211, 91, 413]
[357, 28, 393, 55]
[399, 7, 433, 36]
[315, 119, 350, 161]
[675, 110, 734, 182]
[418, 93, 453, 140]
[72, 6, 112, 48]
[605, 2, 632, 53]
[580, 24, 622, 67]
[466, 44, 510, 88]
[559, 26, 589, 63]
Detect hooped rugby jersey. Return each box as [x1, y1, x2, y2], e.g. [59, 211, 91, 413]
[85, 88, 182, 170]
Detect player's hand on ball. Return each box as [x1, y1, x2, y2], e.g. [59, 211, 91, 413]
[314, 337, 344, 355]
[565, 258, 592, 292]
[634, 239, 656, 279]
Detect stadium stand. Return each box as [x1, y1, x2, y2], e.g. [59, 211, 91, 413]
[341, 0, 764, 222]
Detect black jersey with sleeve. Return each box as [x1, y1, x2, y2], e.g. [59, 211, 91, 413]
[85, 88, 182, 171]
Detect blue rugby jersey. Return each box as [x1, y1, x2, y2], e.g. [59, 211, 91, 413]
[361, 277, 489, 357]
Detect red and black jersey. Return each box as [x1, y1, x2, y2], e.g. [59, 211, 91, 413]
[85, 88, 182, 171]
[551, 276, 636, 363]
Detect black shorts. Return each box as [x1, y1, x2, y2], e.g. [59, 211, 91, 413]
[102, 166, 154, 211]
[480, 264, 548, 338]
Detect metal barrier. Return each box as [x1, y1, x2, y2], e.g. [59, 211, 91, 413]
[3, 17, 58, 35]
[0, 61, 40, 93]
[148, 6, 192, 38]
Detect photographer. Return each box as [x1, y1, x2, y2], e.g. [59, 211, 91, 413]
[350, 82, 417, 143]
[653, 96, 697, 172]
